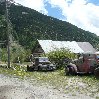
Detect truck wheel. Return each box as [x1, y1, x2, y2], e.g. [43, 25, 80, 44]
[69, 66, 76, 75]
[38, 66, 42, 71]
[94, 67, 99, 79]
[65, 64, 77, 75]
[27, 65, 34, 71]
[65, 67, 69, 75]
[27, 65, 29, 71]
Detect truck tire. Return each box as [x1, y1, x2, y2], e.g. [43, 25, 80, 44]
[27, 65, 34, 71]
[27, 65, 30, 71]
[69, 66, 76, 75]
[65, 66, 69, 75]
[38, 66, 42, 71]
[65, 63, 77, 75]
[94, 67, 99, 79]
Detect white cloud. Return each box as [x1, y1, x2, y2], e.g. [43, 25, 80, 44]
[15, 0, 48, 15]
[46, 0, 99, 36]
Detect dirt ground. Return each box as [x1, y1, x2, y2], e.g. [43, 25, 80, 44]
[0, 74, 97, 99]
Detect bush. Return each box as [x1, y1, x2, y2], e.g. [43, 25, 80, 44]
[44, 48, 77, 69]
[0, 48, 7, 62]
[0, 43, 31, 63]
[10, 43, 31, 63]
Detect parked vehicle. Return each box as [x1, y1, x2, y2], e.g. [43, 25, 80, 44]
[65, 53, 99, 78]
[27, 57, 56, 71]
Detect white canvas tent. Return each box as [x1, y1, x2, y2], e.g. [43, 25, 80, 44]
[77, 42, 96, 53]
[38, 40, 84, 53]
[33, 40, 97, 56]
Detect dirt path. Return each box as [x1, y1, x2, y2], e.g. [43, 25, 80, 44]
[0, 74, 95, 99]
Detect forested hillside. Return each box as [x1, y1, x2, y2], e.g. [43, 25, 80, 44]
[0, 1, 99, 49]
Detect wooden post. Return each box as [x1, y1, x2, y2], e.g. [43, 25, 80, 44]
[5, 0, 10, 68]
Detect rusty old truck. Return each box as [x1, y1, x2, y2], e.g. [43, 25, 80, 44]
[65, 53, 99, 78]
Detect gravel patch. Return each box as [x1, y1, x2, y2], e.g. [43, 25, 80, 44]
[0, 74, 95, 99]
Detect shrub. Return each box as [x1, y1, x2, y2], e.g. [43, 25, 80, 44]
[44, 48, 77, 69]
[0, 43, 31, 63]
[0, 48, 7, 62]
[10, 43, 31, 63]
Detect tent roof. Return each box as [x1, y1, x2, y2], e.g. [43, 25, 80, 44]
[38, 40, 84, 53]
[77, 42, 96, 53]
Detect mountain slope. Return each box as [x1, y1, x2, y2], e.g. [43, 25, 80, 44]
[0, 1, 99, 49]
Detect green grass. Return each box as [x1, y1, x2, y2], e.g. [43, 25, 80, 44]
[0, 64, 99, 98]
[96, 96, 99, 99]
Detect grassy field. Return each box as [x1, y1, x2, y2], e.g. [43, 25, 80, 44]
[0, 64, 99, 98]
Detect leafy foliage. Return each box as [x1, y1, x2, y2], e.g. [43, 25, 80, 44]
[0, 43, 31, 63]
[44, 48, 77, 69]
[10, 43, 31, 63]
[0, 48, 7, 62]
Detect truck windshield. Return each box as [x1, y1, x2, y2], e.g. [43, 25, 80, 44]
[97, 55, 99, 59]
[39, 57, 50, 62]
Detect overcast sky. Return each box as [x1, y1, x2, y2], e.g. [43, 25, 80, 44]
[14, 0, 99, 36]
